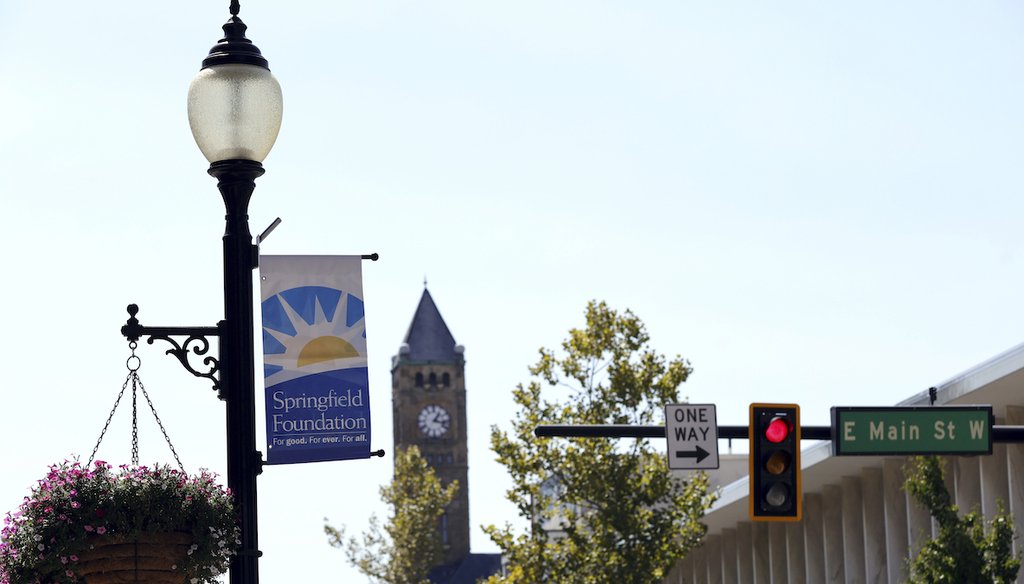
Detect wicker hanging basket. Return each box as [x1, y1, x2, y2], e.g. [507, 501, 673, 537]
[74, 532, 193, 584]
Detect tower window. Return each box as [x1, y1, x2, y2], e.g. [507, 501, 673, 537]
[415, 372, 424, 387]
[428, 372, 437, 387]
[440, 512, 450, 545]
[442, 372, 450, 387]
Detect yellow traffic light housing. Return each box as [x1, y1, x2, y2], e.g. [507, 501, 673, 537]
[749, 403, 801, 521]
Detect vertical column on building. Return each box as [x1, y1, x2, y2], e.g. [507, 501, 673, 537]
[670, 555, 689, 584]
[737, 523, 753, 584]
[981, 416, 1014, 584]
[981, 416, 1010, 521]
[768, 522, 787, 583]
[1007, 406, 1024, 559]
[861, 467, 888, 584]
[753, 522, 770, 583]
[721, 528, 738, 583]
[942, 456, 957, 516]
[956, 455, 982, 513]
[841, 476, 866, 583]
[803, 493, 826, 584]
[690, 542, 707, 583]
[786, 519, 806, 584]
[822, 484, 844, 584]
[882, 458, 910, 583]
[705, 535, 722, 584]
[906, 457, 933, 558]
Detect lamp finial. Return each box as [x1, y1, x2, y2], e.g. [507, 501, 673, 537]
[200, 0, 270, 70]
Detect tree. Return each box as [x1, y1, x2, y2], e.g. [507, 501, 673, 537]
[325, 446, 459, 584]
[484, 301, 716, 584]
[904, 455, 1020, 584]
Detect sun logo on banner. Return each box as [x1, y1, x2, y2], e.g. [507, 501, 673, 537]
[261, 286, 367, 381]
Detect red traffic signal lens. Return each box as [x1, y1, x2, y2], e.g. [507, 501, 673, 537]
[765, 417, 790, 443]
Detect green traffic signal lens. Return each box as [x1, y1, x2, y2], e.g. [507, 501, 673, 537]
[765, 482, 789, 507]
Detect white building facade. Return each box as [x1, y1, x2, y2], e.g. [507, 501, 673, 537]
[670, 343, 1024, 584]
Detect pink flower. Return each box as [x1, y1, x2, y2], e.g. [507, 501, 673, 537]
[70, 555, 78, 562]
[83, 525, 94, 533]
[96, 527, 106, 535]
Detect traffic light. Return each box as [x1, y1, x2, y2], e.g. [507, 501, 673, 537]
[749, 403, 801, 521]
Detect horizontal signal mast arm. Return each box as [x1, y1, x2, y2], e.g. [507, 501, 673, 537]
[534, 424, 1024, 442]
[534, 424, 827, 440]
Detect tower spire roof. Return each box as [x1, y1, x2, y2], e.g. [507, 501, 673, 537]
[401, 288, 459, 363]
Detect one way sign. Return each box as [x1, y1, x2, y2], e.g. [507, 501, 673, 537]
[665, 404, 719, 470]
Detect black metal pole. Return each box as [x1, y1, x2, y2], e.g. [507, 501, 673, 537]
[211, 158, 264, 584]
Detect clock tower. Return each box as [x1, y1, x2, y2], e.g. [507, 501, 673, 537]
[391, 287, 470, 565]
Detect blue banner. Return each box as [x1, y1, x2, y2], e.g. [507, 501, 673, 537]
[260, 256, 371, 464]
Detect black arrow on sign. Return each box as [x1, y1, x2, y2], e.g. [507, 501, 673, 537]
[675, 445, 710, 464]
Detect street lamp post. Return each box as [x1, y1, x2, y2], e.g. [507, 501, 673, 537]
[121, 3, 281, 584]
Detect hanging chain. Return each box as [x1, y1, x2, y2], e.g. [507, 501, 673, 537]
[88, 348, 135, 467]
[136, 372, 186, 473]
[131, 371, 140, 466]
[89, 341, 187, 473]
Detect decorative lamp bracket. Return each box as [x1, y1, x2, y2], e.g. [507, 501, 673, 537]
[121, 304, 223, 398]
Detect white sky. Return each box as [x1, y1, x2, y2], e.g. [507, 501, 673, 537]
[2, 1, 1024, 582]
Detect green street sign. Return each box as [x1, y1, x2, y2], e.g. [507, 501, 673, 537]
[831, 406, 993, 456]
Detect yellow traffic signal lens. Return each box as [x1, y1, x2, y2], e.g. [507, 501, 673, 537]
[765, 450, 790, 475]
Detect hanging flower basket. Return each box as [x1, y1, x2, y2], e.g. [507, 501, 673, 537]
[0, 461, 238, 584]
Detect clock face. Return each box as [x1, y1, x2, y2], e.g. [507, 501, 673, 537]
[418, 404, 451, 438]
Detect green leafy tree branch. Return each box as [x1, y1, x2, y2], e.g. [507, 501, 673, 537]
[325, 446, 458, 584]
[904, 455, 1020, 584]
[484, 301, 716, 584]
